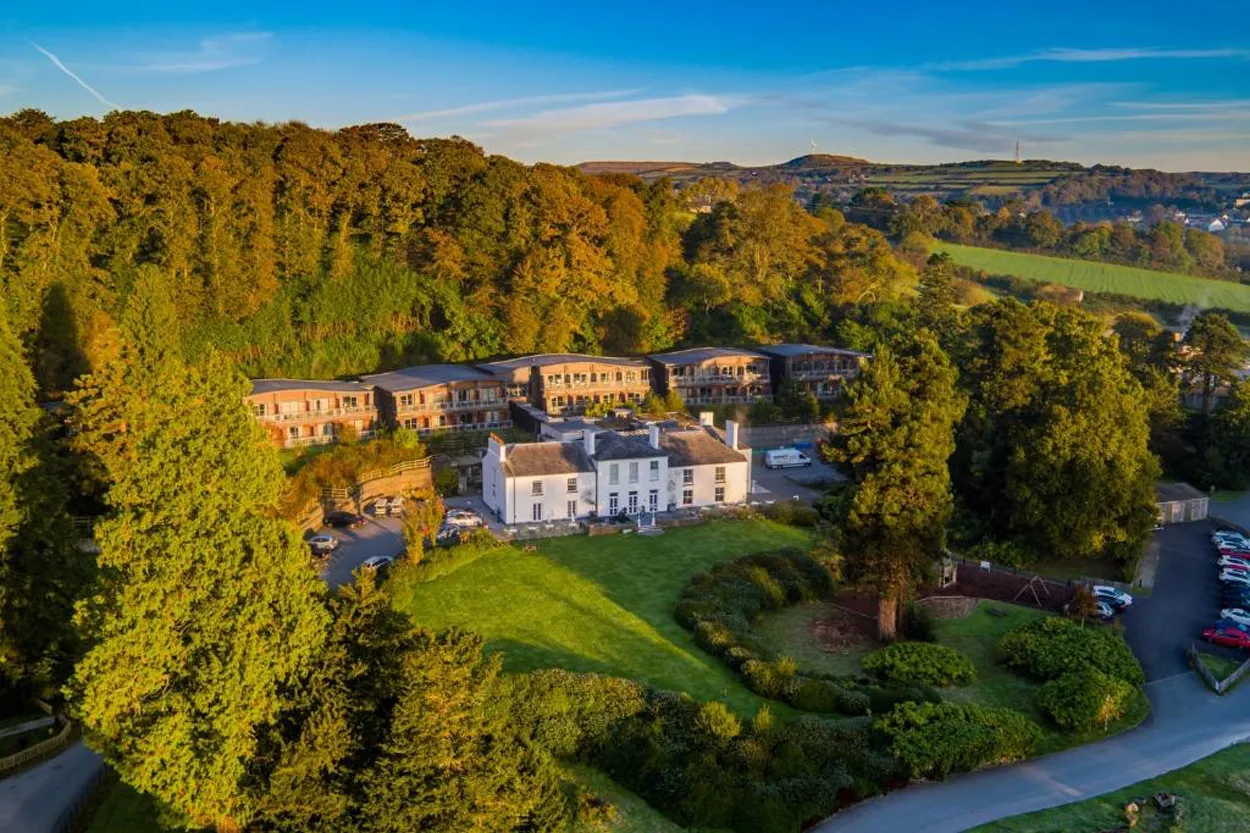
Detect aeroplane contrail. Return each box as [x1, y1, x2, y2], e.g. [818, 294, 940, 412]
[31, 42, 119, 110]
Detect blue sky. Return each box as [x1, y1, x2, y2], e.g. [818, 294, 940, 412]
[2, 1, 1248, 170]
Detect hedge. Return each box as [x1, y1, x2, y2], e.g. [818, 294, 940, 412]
[874, 701, 1042, 780]
[862, 642, 976, 687]
[506, 669, 898, 833]
[997, 616, 1145, 686]
[674, 549, 916, 715]
[1037, 669, 1136, 731]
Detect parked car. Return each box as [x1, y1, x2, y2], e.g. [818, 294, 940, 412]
[360, 555, 395, 572]
[1203, 626, 1250, 649]
[1218, 555, 1250, 570]
[1220, 570, 1250, 586]
[308, 534, 339, 554]
[325, 511, 366, 529]
[435, 525, 463, 546]
[1213, 531, 1250, 546]
[764, 447, 812, 469]
[1216, 542, 1250, 555]
[444, 509, 484, 529]
[1095, 600, 1116, 620]
[1220, 608, 1250, 627]
[1092, 586, 1133, 609]
[1214, 619, 1250, 633]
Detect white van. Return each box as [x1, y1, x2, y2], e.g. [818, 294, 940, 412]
[764, 448, 812, 469]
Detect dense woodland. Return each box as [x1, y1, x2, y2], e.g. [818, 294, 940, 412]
[2, 110, 1250, 833]
[0, 109, 915, 393]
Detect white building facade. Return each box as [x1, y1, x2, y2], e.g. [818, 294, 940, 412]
[482, 414, 751, 524]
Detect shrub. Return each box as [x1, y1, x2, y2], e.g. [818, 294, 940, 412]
[676, 549, 879, 714]
[760, 500, 820, 527]
[875, 701, 1041, 780]
[866, 683, 941, 715]
[998, 617, 1145, 685]
[901, 604, 937, 642]
[862, 642, 976, 687]
[508, 670, 893, 833]
[1037, 669, 1136, 731]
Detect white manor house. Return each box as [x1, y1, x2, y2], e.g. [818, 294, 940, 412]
[482, 413, 751, 524]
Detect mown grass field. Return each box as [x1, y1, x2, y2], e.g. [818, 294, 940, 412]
[971, 743, 1250, 833]
[935, 242, 1250, 312]
[388, 519, 813, 714]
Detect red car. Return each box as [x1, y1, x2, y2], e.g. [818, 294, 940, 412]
[1203, 627, 1250, 649]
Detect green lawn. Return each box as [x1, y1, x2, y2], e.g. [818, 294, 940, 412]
[84, 778, 169, 833]
[1196, 650, 1243, 682]
[755, 602, 880, 677]
[934, 242, 1250, 312]
[971, 744, 1250, 832]
[934, 601, 1147, 755]
[388, 520, 813, 714]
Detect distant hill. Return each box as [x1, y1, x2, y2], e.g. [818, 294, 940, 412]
[577, 154, 1249, 219]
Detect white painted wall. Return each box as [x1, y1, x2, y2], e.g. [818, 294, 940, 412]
[596, 456, 668, 518]
[666, 460, 751, 509]
[482, 439, 595, 524]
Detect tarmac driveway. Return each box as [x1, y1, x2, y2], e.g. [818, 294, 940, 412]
[1122, 521, 1232, 681]
[317, 515, 405, 587]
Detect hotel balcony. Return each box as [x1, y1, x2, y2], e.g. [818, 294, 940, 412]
[260, 405, 375, 422]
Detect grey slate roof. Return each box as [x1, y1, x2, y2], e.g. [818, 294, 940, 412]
[503, 442, 595, 477]
[250, 378, 371, 395]
[648, 346, 769, 365]
[661, 428, 748, 467]
[477, 353, 647, 372]
[757, 343, 870, 359]
[593, 431, 667, 461]
[359, 364, 496, 392]
[1156, 482, 1208, 503]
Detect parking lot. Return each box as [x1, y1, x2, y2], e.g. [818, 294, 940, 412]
[749, 451, 844, 503]
[316, 514, 405, 587]
[1123, 521, 1241, 681]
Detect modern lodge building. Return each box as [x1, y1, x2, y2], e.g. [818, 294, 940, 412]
[647, 347, 772, 406]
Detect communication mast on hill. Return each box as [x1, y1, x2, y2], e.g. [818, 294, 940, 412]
[1015, 139, 1022, 165]
[810, 138, 819, 154]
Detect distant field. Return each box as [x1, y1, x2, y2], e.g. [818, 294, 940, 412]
[935, 243, 1250, 312]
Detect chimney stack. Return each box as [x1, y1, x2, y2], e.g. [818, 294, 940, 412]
[699, 411, 714, 427]
[648, 424, 661, 449]
[488, 432, 506, 462]
[726, 420, 739, 450]
[583, 428, 596, 458]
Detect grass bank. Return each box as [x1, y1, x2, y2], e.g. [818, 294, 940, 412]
[934, 242, 1250, 312]
[387, 519, 814, 714]
[971, 743, 1250, 832]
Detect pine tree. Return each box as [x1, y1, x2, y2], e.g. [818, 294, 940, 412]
[824, 332, 965, 638]
[1184, 311, 1248, 413]
[916, 252, 960, 347]
[68, 270, 330, 831]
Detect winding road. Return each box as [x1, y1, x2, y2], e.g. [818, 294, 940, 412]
[0, 741, 103, 833]
[818, 520, 1248, 832]
[814, 672, 1250, 832]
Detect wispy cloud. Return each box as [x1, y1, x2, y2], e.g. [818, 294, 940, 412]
[827, 117, 1065, 154]
[395, 89, 641, 122]
[30, 42, 118, 109]
[138, 32, 271, 73]
[1110, 98, 1250, 110]
[484, 94, 740, 140]
[929, 46, 1249, 71]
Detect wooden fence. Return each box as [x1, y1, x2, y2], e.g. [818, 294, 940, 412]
[1189, 643, 1250, 695]
[317, 457, 431, 502]
[0, 719, 73, 775]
